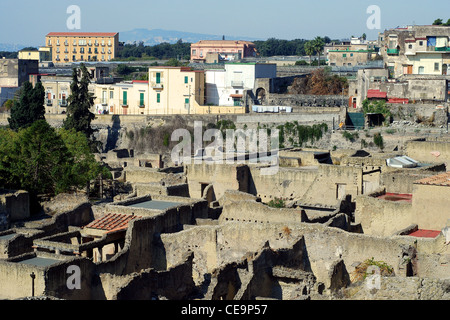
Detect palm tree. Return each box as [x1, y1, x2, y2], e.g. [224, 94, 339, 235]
[313, 37, 325, 66]
[304, 41, 315, 66]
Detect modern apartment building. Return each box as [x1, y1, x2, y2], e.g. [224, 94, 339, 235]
[45, 32, 119, 64]
[379, 25, 450, 78]
[190, 40, 257, 63]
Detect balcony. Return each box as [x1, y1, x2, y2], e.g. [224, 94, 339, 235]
[151, 82, 164, 90]
[231, 81, 244, 87]
[120, 100, 128, 107]
[47, 99, 53, 106]
[387, 49, 399, 55]
[435, 46, 450, 52]
[139, 104, 145, 108]
[59, 99, 68, 107]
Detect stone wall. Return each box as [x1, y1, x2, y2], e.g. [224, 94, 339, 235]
[406, 140, 450, 166]
[186, 163, 249, 200]
[249, 166, 318, 203]
[0, 190, 30, 230]
[264, 94, 347, 108]
[355, 193, 413, 236]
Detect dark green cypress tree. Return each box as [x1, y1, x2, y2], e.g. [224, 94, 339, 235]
[64, 64, 96, 140]
[8, 81, 45, 131]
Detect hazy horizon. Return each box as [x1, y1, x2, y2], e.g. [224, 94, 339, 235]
[1, 0, 449, 47]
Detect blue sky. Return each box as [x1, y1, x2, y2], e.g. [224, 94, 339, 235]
[1, 0, 449, 46]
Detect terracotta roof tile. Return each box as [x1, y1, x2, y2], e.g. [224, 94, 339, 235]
[85, 213, 139, 232]
[46, 32, 118, 37]
[414, 172, 450, 187]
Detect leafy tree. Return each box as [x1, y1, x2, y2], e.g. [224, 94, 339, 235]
[444, 19, 450, 26]
[362, 99, 392, 126]
[433, 18, 443, 25]
[64, 64, 96, 141]
[116, 64, 134, 76]
[312, 37, 325, 67]
[304, 41, 315, 65]
[0, 121, 111, 209]
[8, 81, 45, 131]
[58, 128, 111, 189]
[373, 132, 384, 150]
[2, 120, 74, 196]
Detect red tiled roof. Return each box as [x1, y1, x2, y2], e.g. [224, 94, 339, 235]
[85, 213, 139, 232]
[408, 229, 441, 238]
[367, 89, 387, 99]
[46, 32, 118, 37]
[414, 172, 450, 187]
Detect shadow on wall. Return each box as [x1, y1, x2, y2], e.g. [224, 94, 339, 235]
[104, 115, 121, 153]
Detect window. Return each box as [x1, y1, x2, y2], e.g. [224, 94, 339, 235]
[140, 93, 145, 106]
[156, 73, 161, 84]
[184, 76, 188, 84]
[192, 49, 196, 56]
[343, 54, 347, 58]
[408, 44, 413, 49]
[110, 91, 114, 99]
[123, 91, 128, 105]
[185, 98, 190, 104]
[435, 63, 440, 71]
[419, 41, 423, 46]
[157, 93, 161, 103]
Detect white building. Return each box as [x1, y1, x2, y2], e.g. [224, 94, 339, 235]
[205, 63, 277, 107]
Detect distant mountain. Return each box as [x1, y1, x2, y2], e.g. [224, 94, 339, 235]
[119, 28, 263, 45]
[0, 43, 33, 52]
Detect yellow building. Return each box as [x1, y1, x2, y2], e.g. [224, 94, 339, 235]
[93, 80, 149, 115]
[18, 47, 52, 63]
[45, 32, 119, 64]
[148, 67, 205, 115]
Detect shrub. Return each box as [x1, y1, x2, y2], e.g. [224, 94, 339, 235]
[268, 197, 286, 208]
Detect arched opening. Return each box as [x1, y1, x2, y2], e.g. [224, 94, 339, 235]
[255, 88, 266, 105]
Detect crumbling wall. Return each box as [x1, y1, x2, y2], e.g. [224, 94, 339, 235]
[406, 140, 450, 166]
[411, 183, 450, 231]
[355, 194, 413, 236]
[219, 200, 306, 225]
[249, 166, 318, 202]
[111, 253, 196, 300]
[0, 256, 46, 299]
[300, 165, 363, 206]
[186, 163, 249, 200]
[0, 190, 30, 230]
